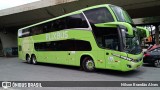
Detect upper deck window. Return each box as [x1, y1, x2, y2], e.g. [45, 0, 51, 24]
[19, 13, 89, 38]
[84, 7, 114, 24]
[22, 28, 30, 37]
[18, 30, 23, 37]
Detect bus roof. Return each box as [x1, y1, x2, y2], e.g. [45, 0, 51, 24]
[18, 4, 111, 31]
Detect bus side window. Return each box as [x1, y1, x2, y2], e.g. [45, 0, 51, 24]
[104, 36, 119, 51]
[18, 30, 23, 38]
[31, 27, 37, 35]
[30, 25, 43, 35]
[34, 40, 91, 51]
[43, 25, 48, 33]
[51, 40, 74, 51]
[75, 40, 92, 51]
[51, 20, 60, 31]
[22, 28, 30, 37]
[51, 22, 56, 31]
[50, 18, 67, 31]
[42, 22, 52, 33]
[80, 14, 89, 28]
[66, 14, 88, 29]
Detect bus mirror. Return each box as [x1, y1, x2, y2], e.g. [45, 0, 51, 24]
[95, 22, 133, 35]
[136, 26, 150, 38]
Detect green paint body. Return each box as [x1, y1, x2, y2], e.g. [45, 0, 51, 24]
[18, 4, 148, 71]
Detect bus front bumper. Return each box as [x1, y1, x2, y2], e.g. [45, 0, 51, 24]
[122, 60, 143, 72]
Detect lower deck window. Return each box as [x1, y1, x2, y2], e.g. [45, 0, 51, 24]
[34, 40, 92, 51]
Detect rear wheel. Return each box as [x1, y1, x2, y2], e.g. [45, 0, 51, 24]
[154, 59, 160, 68]
[31, 55, 37, 65]
[26, 55, 31, 64]
[82, 57, 95, 72]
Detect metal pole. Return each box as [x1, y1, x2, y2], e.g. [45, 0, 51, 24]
[150, 25, 154, 45]
[155, 25, 159, 45]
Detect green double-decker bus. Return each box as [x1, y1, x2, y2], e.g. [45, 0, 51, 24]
[18, 4, 149, 72]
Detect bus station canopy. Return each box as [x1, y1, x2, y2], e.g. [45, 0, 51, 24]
[0, 0, 160, 28]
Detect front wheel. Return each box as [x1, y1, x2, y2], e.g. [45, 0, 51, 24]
[31, 55, 37, 65]
[154, 59, 160, 68]
[82, 57, 95, 72]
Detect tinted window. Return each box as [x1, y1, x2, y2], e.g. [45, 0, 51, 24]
[66, 14, 89, 28]
[75, 40, 92, 51]
[30, 25, 43, 35]
[84, 7, 114, 24]
[20, 13, 89, 38]
[92, 27, 120, 51]
[22, 28, 30, 37]
[34, 40, 92, 51]
[50, 17, 67, 32]
[18, 30, 23, 38]
[110, 5, 134, 24]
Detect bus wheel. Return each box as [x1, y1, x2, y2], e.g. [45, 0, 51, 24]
[26, 55, 31, 64]
[154, 59, 160, 68]
[82, 57, 95, 72]
[31, 55, 37, 65]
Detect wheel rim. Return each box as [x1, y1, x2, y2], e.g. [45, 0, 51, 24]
[27, 56, 30, 62]
[154, 59, 160, 67]
[86, 60, 94, 70]
[32, 57, 36, 64]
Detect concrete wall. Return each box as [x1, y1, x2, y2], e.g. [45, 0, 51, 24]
[0, 32, 17, 48]
[0, 31, 17, 56]
[133, 18, 144, 25]
[0, 38, 3, 56]
[0, 0, 76, 16]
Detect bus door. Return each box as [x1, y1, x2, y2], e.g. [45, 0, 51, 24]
[102, 26, 129, 70]
[103, 35, 122, 69]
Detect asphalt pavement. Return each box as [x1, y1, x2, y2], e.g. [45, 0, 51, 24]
[0, 57, 159, 90]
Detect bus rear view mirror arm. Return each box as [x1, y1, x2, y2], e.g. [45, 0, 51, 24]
[95, 22, 133, 36]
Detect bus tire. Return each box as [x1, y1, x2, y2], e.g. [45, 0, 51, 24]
[26, 54, 32, 64]
[31, 55, 37, 65]
[82, 57, 95, 72]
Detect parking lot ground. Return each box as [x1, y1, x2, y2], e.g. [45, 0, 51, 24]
[0, 57, 160, 90]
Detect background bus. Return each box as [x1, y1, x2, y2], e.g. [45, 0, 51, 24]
[18, 4, 149, 72]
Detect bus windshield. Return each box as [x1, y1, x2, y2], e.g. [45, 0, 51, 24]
[84, 6, 141, 54]
[110, 5, 134, 24]
[124, 31, 142, 54]
[84, 7, 114, 24]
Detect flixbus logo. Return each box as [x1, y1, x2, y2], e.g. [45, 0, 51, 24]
[46, 31, 68, 41]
